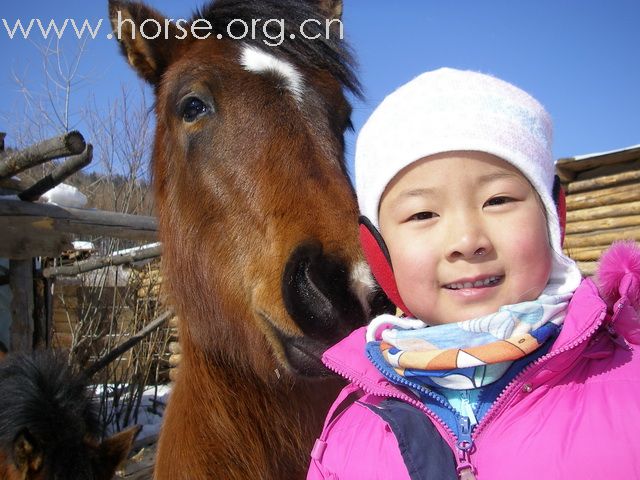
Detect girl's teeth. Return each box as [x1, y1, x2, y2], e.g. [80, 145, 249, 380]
[447, 276, 500, 289]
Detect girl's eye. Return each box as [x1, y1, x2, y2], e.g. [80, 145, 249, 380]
[485, 196, 513, 207]
[408, 211, 437, 221]
[180, 97, 211, 123]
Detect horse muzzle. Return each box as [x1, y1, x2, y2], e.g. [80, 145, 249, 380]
[279, 241, 371, 373]
[259, 312, 331, 377]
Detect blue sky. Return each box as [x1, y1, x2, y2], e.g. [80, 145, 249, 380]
[1, 1, 639, 177]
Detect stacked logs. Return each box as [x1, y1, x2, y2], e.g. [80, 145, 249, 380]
[131, 262, 180, 381]
[168, 316, 180, 382]
[558, 145, 640, 276]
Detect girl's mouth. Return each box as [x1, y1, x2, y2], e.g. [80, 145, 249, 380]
[443, 275, 503, 290]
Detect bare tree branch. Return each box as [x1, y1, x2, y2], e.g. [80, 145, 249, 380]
[85, 310, 173, 378]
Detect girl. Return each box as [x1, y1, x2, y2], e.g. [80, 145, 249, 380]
[307, 68, 640, 480]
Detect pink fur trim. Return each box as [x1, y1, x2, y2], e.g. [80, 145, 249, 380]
[596, 240, 640, 307]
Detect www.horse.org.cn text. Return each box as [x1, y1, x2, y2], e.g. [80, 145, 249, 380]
[2, 14, 345, 47]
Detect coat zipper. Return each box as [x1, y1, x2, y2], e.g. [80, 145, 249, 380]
[325, 359, 477, 478]
[460, 390, 478, 426]
[456, 416, 476, 479]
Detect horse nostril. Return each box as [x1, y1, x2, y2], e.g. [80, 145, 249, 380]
[282, 242, 366, 343]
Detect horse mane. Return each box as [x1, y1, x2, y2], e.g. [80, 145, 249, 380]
[0, 351, 99, 455]
[193, 0, 362, 96]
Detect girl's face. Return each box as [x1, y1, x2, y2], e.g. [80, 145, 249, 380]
[378, 151, 552, 325]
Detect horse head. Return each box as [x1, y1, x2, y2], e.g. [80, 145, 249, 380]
[109, 0, 384, 379]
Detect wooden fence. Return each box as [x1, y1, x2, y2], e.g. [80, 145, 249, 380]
[0, 130, 173, 372]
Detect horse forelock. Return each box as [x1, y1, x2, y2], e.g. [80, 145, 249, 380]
[193, 0, 362, 97]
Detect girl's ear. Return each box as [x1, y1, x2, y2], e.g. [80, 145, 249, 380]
[359, 216, 413, 317]
[552, 175, 567, 246]
[108, 0, 180, 85]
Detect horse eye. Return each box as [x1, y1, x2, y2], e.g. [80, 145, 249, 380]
[181, 97, 210, 123]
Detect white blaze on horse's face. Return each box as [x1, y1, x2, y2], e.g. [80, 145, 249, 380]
[350, 260, 376, 316]
[240, 44, 304, 102]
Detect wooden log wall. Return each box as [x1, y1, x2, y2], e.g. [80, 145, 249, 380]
[51, 259, 177, 382]
[558, 146, 640, 276]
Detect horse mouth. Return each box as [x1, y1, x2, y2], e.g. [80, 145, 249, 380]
[258, 312, 330, 378]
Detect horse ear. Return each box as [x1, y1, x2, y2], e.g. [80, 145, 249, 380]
[316, 0, 343, 19]
[12, 429, 44, 476]
[108, 0, 178, 85]
[93, 425, 141, 480]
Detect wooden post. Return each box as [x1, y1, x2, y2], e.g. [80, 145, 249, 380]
[0, 199, 158, 259]
[42, 243, 162, 278]
[9, 259, 34, 352]
[32, 273, 52, 349]
[0, 131, 85, 180]
[0, 132, 5, 151]
[19, 144, 93, 202]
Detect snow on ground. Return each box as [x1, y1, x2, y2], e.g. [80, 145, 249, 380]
[95, 384, 171, 444]
[134, 385, 171, 443]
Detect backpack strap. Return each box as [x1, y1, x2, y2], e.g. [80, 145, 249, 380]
[362, 398, 458, 480]
[311, 383, 364, 463]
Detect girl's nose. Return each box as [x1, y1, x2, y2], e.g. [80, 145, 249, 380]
[445, 216, 493, 260]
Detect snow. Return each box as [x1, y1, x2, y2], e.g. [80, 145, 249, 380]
[564, 143, 640, 162]
[40, 183, 88, 208]
[72, 241, 95, 251]
[95, 384, 171, 443]
[112, 242, 161, 257]
[134, 385, 171, 443]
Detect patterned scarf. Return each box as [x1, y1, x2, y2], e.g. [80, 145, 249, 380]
[365, 293, 571, 390]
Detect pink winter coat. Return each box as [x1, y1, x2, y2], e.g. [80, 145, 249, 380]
[308, 242, 640, 480]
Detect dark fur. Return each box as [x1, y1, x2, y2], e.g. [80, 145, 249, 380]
[0, 351, 98, 478]
[0, 351, 139, 479]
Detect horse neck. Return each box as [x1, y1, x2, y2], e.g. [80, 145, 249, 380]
[165, 340, 343, 479]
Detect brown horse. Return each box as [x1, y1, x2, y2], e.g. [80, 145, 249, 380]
[109, 0, 384, 478]
[0, 350, 140, 480]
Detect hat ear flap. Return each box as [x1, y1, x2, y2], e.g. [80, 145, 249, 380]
[359, 216, 413, 316]
[552, 175, 567, 247]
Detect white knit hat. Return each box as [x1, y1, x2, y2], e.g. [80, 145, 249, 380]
[355, 67, 582, 295]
